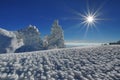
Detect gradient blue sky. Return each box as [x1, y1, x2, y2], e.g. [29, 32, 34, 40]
[0, 0, 120, 43]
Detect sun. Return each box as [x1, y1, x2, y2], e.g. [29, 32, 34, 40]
[79, 11, 100, 37]
[86, 16, 94, 23]
[65, 1, 107, 37]
[81, 13, 97, 27]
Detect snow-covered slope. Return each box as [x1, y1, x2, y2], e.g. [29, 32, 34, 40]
[0, 45, 120, 80]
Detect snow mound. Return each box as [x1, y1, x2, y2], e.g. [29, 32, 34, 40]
[0, 45, 120, 80]
[0, 28, 23, 53]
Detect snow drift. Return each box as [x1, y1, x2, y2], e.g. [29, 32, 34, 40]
[0, 28, 23, 53]
[0, 45, 120, 80]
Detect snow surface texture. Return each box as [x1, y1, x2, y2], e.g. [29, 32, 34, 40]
[0, 45, 120, 80]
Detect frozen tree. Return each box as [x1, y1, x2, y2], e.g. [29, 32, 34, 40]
[46, 20, 65, 49]
[15, 25, 43, 52]
[0, 20, 65, 53]
[43, 36, 49, 50]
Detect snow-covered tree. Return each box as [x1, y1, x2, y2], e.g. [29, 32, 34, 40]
[46, 20, 65, 49]
[0, 20, 65, 53]
[15, 25, 43, 52]
[43, 36, 49, 50]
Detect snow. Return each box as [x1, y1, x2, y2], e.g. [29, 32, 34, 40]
[0, 45, 120, 80]
[0, 28, 24, 53]
[65, 42, 102, 48]
[0, 21, 65, 53]
[0, 28, 15, 37]
[0, 25, 43, 53]
[15, 25, 43, 52]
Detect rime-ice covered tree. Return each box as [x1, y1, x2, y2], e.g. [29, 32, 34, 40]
[46, 20, 65, 49]
[43, 36, 49, 50]
[0, 20, 65, 53]
[15, 25, 43, 52]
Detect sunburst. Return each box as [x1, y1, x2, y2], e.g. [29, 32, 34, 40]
[79, 11, 99, 38]
[81, 11, 98, 27]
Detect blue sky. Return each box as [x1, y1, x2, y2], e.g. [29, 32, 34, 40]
[0, 0, 120, 43]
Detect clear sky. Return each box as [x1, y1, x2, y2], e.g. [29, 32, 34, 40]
[0, 0, 120, 43]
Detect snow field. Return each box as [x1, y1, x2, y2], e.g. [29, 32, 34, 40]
[0, 45, 120, 80]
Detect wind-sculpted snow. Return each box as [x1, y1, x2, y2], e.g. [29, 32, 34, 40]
[0, 46, 120, 80]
